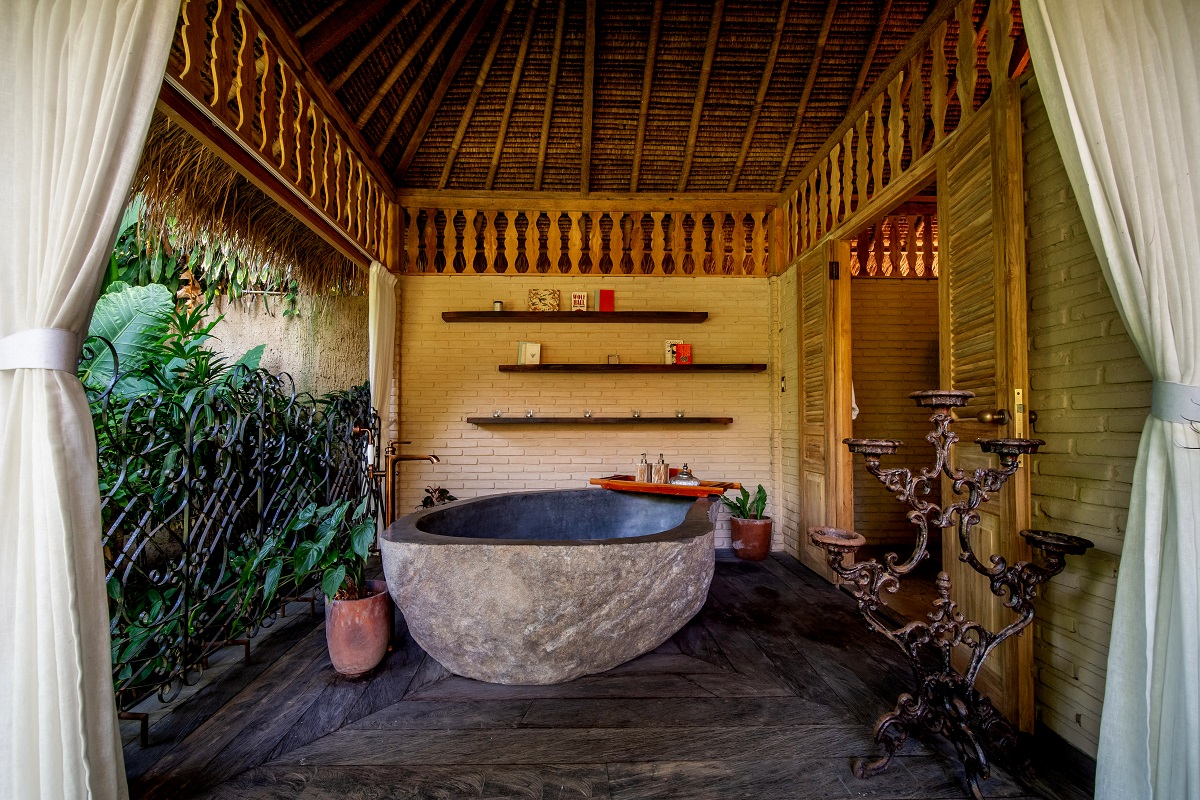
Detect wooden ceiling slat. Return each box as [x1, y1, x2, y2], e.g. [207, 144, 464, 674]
[302, 0, 389, 62]
[488, 0, 543, 190]
[296, 0, 351, 39]
[438, 0, 520, 189]
[330, 0, 422, 92]
[355, 1, 459, 127]
[773, 0, 839, 192]
[849, 0, 894, 108]
[376, 1, 478, 157]
[581, 0, 597, 193]
[397, 0, 503, 177]
[727, 0, 790, 191]
[677, 0, 726, 192]
[534, 0, 568, 191]
[629, 0, 664, 192]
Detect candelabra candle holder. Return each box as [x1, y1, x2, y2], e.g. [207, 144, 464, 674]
[809, 389, 1093, 799]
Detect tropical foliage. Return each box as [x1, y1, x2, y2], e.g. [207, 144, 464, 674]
[720, 485, 769, 520]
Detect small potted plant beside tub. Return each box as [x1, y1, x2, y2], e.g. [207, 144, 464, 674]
[291, 498, 391, 677]
[721, 485, 772, 561]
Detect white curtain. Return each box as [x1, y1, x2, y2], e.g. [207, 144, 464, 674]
[1022, 2, 1200, 798]
[369, 261, 399, 443]
[0, 2, 177, 798]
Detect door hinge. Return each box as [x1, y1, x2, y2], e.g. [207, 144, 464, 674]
[828, 260, 840, 280]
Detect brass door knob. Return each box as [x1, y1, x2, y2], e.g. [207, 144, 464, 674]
[976, 409, 1010, 425]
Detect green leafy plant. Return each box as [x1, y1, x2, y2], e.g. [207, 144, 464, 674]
[420, 486, 458, 509]
[292, 498, 377, 601]
[720, 484, 769, 520]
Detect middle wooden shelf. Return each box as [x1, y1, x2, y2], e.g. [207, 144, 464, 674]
[498, 363, 767, 373]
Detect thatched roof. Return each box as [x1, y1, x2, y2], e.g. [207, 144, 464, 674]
[271, 0, 942, 195]
[133, 113, 367, 296]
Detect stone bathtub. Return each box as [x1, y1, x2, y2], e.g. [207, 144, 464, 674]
[381, 488, 716, 684]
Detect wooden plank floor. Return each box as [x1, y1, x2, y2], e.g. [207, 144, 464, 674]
[124, 553, 1093, 800]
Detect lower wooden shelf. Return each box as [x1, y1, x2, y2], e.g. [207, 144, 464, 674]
[466, 416, 733, 425]
[498, 363, 766, 373]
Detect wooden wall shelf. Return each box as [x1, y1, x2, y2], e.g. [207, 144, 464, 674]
[442, 311, 709, 323]
[466, 416, 733, 425]
[498, 363, 765, 373]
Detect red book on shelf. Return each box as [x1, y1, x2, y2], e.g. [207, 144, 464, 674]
[674, 344, 692, 364]
[596, 289, 615, 312]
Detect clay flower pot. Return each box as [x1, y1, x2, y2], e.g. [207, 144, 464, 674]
[730, 517, 773, 561]
[325, 579, 392, 677]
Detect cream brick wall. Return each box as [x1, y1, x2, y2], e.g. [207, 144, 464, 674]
[396, 276, 775, 547]
[1023, 74, 1150, 756]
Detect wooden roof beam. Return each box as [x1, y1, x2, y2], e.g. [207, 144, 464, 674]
[727, 0, 790, 191]
[296, 0, 351, 39]
[581, 0, 597, 193]
[330, 0, 422, 92]
[487, 0, 543, 190]
[629, 0, 664, 192]
[534, 0, 568, 190]
[396, 0, 503, 177]
[773, 0, 838, 192]
[439, 0, 519, 189]
[355, 1, 459, 127]
[376, 1, 478, 157]
[848, 0, 893, 108]
[677, 0, 726, 192]
[302, 0, 389, 62]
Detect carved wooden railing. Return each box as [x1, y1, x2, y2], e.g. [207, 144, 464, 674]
[849, 209, 939, 278]
[396, 208, 771, 277]
[167, 0, 392, 265]
[780, 0, 1023, 263]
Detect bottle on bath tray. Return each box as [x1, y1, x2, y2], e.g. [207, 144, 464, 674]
[652, 453, 670, 484]
[636, 453, 650, 483]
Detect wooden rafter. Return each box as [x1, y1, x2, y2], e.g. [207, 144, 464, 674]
[438, 0, 519, 189]
[296, 0, 351, 39]
[848, 0, 894, 108]
[773, 0, 839, 192]
[329, 0, 422, 92]
[677, 0, 726, 192]
[396, 0, 502, 177]
[376, 0, 478, 157]
[629, 0, 664, 192]
[302, 0, 389, 63]
[581, 0, 597, 193]
[727, 0, 790, 191]
[534, 0, 567, 191]
[487, 0, 543, 190]
[355, 1, 458, 127]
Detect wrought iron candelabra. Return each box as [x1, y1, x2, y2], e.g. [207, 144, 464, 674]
[809, 389, 1093, 799]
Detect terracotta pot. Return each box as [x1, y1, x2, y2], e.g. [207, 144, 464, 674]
[730, 517, 772, 561]
[325, 579, 392, 677]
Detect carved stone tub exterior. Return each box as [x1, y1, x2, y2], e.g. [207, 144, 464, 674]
[381, 489, 716, 685]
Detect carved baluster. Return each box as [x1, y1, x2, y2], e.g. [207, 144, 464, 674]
[619, 213, 635, 274]
[294, 90, 309, 198]
[741, 213, 755, 275]
[755, 211, 769, 276]
[210, 0, 235, 116]
[681, 213, 696, 274]
[255, 38, 277, 154]
[307, 106, 322, 200]
[829, 143, 842, 228]
[649, 212, 664, 275]
[492, 212, 509, 273]
[870, 92, 885, 197]
[818, 161, 831, 239]
[233, 2, 255, 133]
[887, 72, 904, 184]
[277, 62, 295, 174]
[806, 173, 818, 245]
[413, 210, 428, 273]
[564, 211, 580, 273]
[514, 212, 529, 273]
[597, 212, 614, 274]
[840, 128, 854, 223]
[659, 213, 674, 275]
[924, 214, 937, 276]
[577, 212, 594, 274]
[637, 213, 653, 274]
[452, 210, 468, 273]
[931, 24, 949, 142]
[176, 0, 209, 100]
[483, 210, 498, 274]
[701, 214, 716, 274]
[908, 52, 926, 162]
[855, 111, 869, 214]
[472, 211, 488, 273]
[537, 212, 553, 273]
[432, 210, 447, 273]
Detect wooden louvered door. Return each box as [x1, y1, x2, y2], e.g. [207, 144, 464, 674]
[797, 239, 854, 582]
[937, 92, 1034, 731]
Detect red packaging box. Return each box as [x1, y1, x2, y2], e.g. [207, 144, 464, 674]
[674, 344, 692, 364]
[595, 289, 615, 312]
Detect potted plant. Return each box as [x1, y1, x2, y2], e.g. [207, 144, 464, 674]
[420, 485, 457, 508]
[720, 485, 772, 561]
[291, 498, 391, 677]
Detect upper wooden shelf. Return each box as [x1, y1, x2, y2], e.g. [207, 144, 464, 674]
[442, 311, 709, 323]
[498, 363, 766, 373]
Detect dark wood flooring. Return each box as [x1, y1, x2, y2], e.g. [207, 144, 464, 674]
[123, 553, 1094, 800]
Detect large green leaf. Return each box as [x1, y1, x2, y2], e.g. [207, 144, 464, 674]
[81, 282, 173, 391]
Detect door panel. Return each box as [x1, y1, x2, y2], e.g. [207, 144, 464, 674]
[798, 239, 853, 581]
[938, 94, 1034, 731]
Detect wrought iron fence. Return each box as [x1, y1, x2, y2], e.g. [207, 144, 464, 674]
[86, 341, 380, 710]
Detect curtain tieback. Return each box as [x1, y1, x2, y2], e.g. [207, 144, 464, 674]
[1151, 380, 1200, 424]
[0, 328, 79, 372]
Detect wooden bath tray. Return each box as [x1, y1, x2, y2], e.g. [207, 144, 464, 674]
[589, 474, 741, 497]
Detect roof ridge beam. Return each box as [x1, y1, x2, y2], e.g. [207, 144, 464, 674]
[438, 0, 520, 189]
[629, 0, 664, 192]
[356, 1, 459, 127]
[727, 0, 791, 191]
[677, 0, 726, 192]
[773, 0, 839, 192]
[330, 0, 423, 92]
[296, 0, 351, 39]
[303, 0, 389, 62]
[487, 0, 543, 190]
[534, 0, 568, 190]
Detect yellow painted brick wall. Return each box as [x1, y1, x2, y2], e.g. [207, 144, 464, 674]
[850, 278, 941, 547]
[773, 270, 802, 558]
[396, 276, 774, 547]
[1023, 73, 1151, 756]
